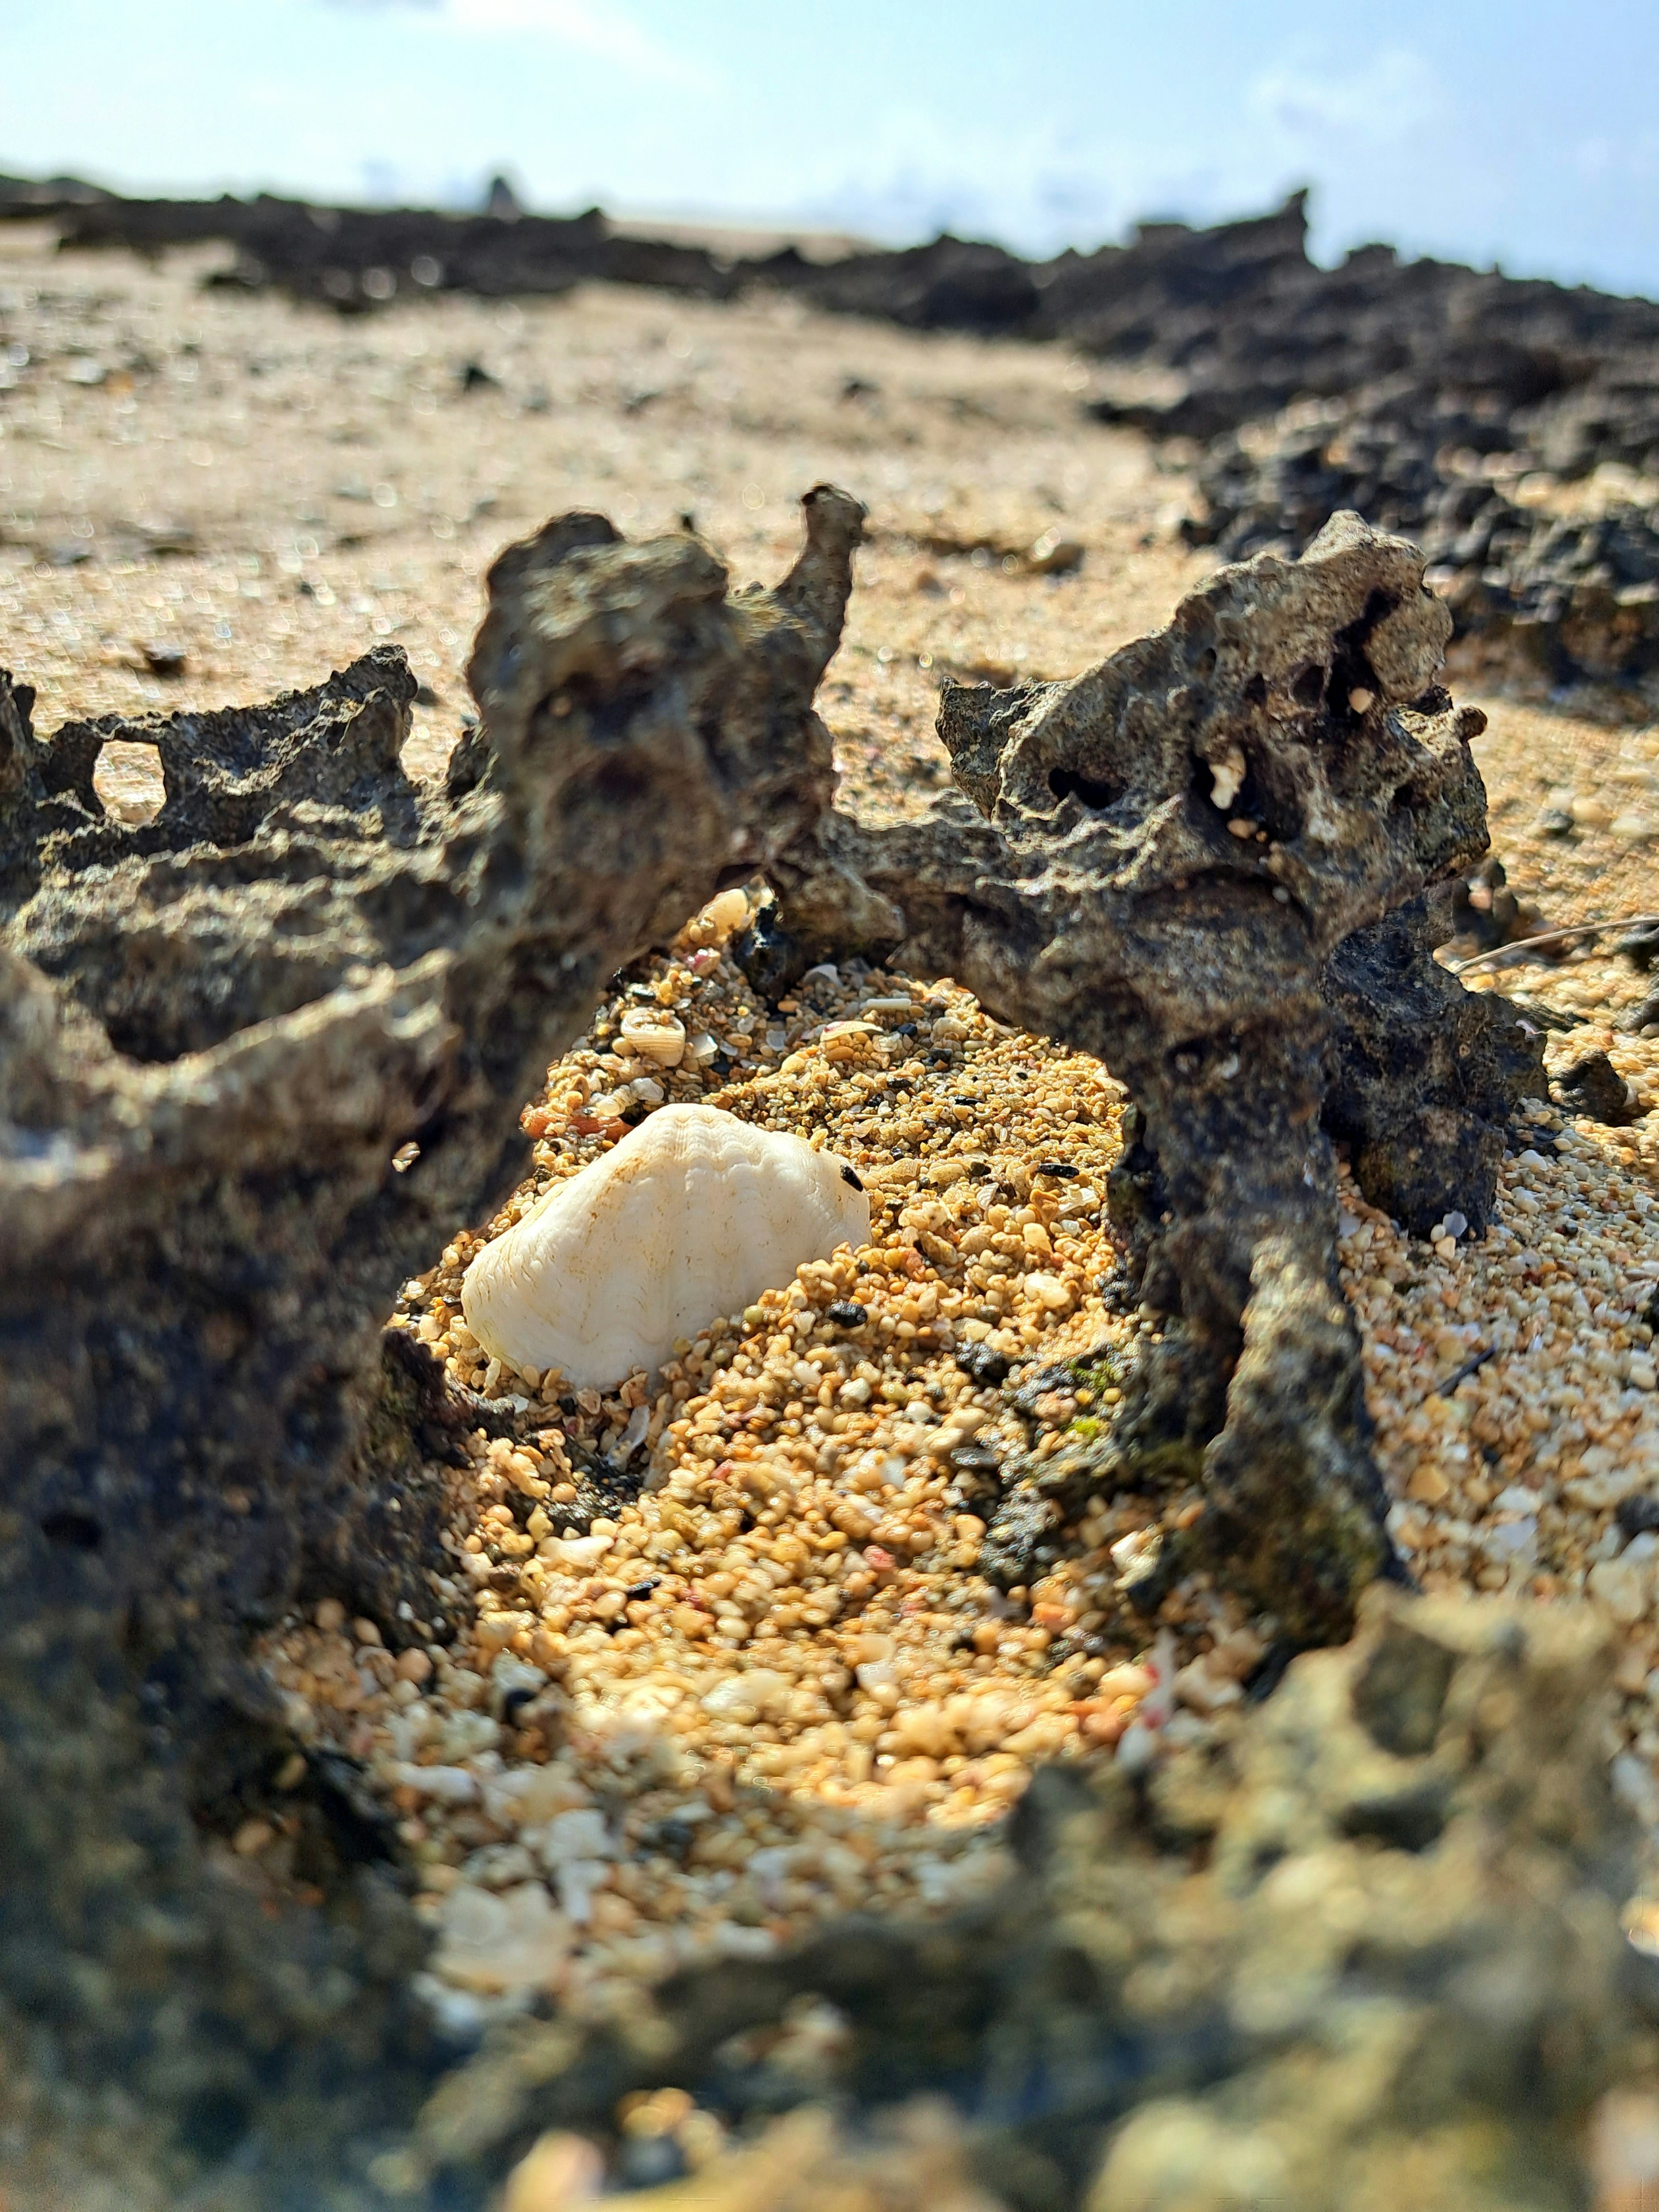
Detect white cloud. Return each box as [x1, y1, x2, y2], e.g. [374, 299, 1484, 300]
[1246, 47, 1449, 153]
[325, 0, 711, 84]
[448, 0, 698, 77]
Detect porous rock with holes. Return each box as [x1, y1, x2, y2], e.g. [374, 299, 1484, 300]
[763, 513, 1545, 1637]
[0, 486, 864, 2188]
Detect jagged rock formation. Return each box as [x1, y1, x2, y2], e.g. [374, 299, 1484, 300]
[0, 486, 865, 2194]
[1186, 412, 1659, 688]
[18, 177, 1659, 682]
[410, 1591, 1646, 2212]
[758, 514, 1543, 1634]
[0, 480, 1574, 2200]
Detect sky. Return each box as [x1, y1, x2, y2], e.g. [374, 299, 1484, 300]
[6, 0, 1659, 296]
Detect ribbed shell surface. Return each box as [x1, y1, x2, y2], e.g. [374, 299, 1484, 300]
[461, 1104, 871, 1387]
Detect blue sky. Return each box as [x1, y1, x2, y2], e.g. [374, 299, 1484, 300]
[8, 0, 1659, 295]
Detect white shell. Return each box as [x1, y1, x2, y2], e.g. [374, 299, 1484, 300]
[679, 886, 752, 946]
[461, 1104, 870, 1387]
[617, 1007, 687, 1066]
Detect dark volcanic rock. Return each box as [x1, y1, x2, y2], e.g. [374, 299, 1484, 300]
[0, 487, 864, 2193]
[26, 173, 1659, 682]
[764, 512, 1537, 1638]
[1554, 1047, 1640, 1125]
[1321, 889, 1546, 1236]
[1187, 411, 1659, 690]
[1063, 200, 1659, 690]
[412, 1592, 1640, 2212]
[49, 190, 728, 311]
[773, 231, 1041, 332]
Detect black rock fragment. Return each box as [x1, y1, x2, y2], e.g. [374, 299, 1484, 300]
[1554, 1049, 1639, 1125]
[955, 1341, 1011, 1388]
[1616, 1494, 1659, 1541]
[1449, 854, 1535, 953]
[731, 887, 811, 999]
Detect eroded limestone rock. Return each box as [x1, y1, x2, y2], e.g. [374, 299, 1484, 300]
[1321, 890, 1548, 1234]
[763, 513, 1543, 1636]
[0, 487, 864, 2189]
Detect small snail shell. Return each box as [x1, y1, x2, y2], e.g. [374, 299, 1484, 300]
[617, 1007, 687, 1067]
[462, 1104, 870, 1387]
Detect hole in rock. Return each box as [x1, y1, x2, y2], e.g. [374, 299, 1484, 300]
[1329, 587, 1393, 711]
[40, 1509, 102, 1550]
[1291, 661, 1327, 707]
[1049, 765, 1125, 811]
[91, 738, 164, 826]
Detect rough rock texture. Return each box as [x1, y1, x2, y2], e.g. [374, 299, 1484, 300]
[410, 1592, 1646, 2212]
[0, 486, 864, 2193]
[761, 514, 1543, 1634]
[1320, 891, 1548, 1236]
[1554, 1047, 1640, 1127]
[1186, 410, 1659, 689]
[1052, 193, 1659, 690]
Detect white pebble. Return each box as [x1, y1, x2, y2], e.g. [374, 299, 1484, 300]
[540, 1532, 612, 1570]
[1590, 1554, 1654, 1625]
[534, 1808, 612, 1866]
[702, 1669, 786, 1719]
[392, 1763, 480, 1805]
[1208, 741, 1246, 811]
[696, 887, 751, 937]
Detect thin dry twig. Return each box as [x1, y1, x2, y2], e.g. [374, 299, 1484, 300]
[1446, 913, 1659, 976]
